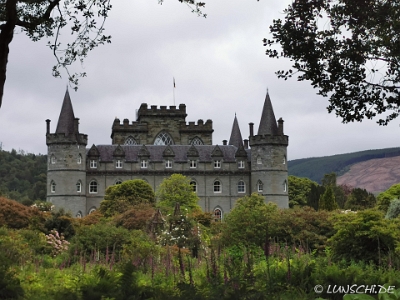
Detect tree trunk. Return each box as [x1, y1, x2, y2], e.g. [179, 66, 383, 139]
[0, 0, 17, 109]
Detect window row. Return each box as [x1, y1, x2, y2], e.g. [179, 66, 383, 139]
[50, 179, 287, 194]
[88, 159, 247, 169]
[50, 154, 83, 165]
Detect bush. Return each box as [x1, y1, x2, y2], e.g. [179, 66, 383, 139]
[385, 199, 400, 220]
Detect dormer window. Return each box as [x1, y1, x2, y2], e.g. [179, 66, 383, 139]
[165, 160, 172, 168]
[90, 160, 97, 168]
[116, 160, 123, 168]
[214, 160, 221, 169]
[189, 160, 197, 168]
[141, 160, 148, 169]
[238, 160, 245, 169]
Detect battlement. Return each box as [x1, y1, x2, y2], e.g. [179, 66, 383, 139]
[249, 134, 288, 146]
[137, 103, 187, 120]
[46, 133, 88, 146]
[179, 119, 213, 133]
[112, 118, 148, 132]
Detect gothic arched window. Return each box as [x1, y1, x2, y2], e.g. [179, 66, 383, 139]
[191, 137, 204, 145]
[257, 180, 263, 192]
[154, 132, 174, 145]
[238, 180, 245, 193]
[190, 180, 197, 192]
[50, 181, 56, 193]
[214, 208, 222, 221]
[76, 211, 83, 218]
[76, 181, 82, 193]
[213, 180, 221, 193]
[284, 180, 288, 192]
[89, 180, 98, 194]
[88, 207, 96, 215]
[125, 136, 137, 145]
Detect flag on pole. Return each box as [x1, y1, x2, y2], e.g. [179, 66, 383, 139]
[173, 77, 176, 88]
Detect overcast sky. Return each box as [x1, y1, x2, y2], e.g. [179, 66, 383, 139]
[0, 0, 398, 160]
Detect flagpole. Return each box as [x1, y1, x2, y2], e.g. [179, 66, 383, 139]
[173, 77, 176, 106]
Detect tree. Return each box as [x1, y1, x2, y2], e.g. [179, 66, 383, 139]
[376, 183, 400, 212]
[385, 199, 400, 220]
[288, 175, 318, 207]
[344, 187, 376, 211]
[156, 174, 201, 214]
[265, 0, 400, 125]
[0, 0, 205, 109]
[221, 193, 278, 251]
[319, 186, 338, 211]
[99, 179, 155, 217]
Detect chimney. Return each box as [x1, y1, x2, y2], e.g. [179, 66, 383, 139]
[244, 139, 249, 149]
[278, 118, 284, 135]
[222, 140, 227, 145]
[46, 119, 51, 135]
[74, 118, 79, 134]
[249, 123, 254, 137]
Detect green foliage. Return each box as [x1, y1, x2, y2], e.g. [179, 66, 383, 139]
[0, 149, 47, 202]
[222, 193, 278, 250]
[288, 175, 318, 207]
[266, 0, 400, 125]
[100, 179, 155, 217]
[71, 222, 131, 256]
[385, 199, 400, 220]
[319, 186, 339, 211]
[377, 183, 400, 212]
[328, 209, 400, 264]
[288, 148, 400, 183]
[44, 209, 76, 239]
[156, 174, 201, 214]
[345, 188, 376, 211]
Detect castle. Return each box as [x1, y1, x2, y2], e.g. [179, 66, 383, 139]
[46, 91, 289, 218]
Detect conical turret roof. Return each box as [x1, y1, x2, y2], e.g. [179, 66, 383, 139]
[55, 90, 75, 136]
[257, 92, 278, 136]
[228, 114, 244, 148]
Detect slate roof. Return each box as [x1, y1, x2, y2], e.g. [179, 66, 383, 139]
[257, 92, 278, 136]
[56, 90, 76, 136]
[228, 114, 244, 148]
[90, 144, 250, 162]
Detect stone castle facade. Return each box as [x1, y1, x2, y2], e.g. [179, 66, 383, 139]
[46, 91, 289, 218]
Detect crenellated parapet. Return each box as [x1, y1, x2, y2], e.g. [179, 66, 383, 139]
[179, 119, 213, 133]
[46, 133, 88, 146]
[137, 103, 187, 121]
[249, 134, 288, 147]
[112, 118, 148, 132]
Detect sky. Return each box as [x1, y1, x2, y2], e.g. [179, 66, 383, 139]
[0, 0, 398, 160]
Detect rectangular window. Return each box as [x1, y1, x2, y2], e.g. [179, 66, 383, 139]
[189, 160, 197, 168]
[116, 160, 122, 168]
[141, 160, 148, 168]
[90, 160, 97, 168]
[214, 160, 221, 169]
[238, 161, 245, 169]
[165, 160, 172, 168]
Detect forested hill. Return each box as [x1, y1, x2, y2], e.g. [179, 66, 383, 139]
[288, 147, 400, 183]
[0, 148, 47, 204]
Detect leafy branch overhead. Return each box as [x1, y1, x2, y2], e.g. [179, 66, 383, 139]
[265, 0, 400, 125]
[0, 0, 206, 109]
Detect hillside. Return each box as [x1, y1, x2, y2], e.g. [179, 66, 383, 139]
[0, 149, 47, 203]
[336, 156, 400, 194]
[288, 147, 400, 184]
